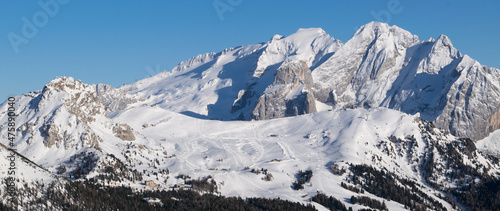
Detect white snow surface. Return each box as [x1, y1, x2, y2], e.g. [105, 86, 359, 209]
[114, 21, 500, 141]
[477, 130, 500, 156]
[119, 28, 342, 120]
[4, 83, 487, 210]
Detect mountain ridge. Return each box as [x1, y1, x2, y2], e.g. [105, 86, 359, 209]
[116, 21, 500, 141]
[11, 21, 500, 140]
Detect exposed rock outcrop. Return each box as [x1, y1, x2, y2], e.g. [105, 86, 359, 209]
[312, 22, 500, 140]
[27, 77, 109, 148]
[113, 123, 136, 141]
[96, 84, 139, 112]
[252, 61, 317, 120]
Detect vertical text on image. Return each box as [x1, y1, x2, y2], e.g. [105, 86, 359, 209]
[5, 97, 18, 203]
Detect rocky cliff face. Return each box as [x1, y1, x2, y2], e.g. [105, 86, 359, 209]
[312, 22, 500, 140]
[251, 61, 317, 120]
[112, 123, 136, 141]
[433, 58, 500, 140]
[3, 77, 132, 155]
[96, 83, 139, 112]
[27, 77, 106, 149]
[120, 27, 342, 121]
[312, 21, 420, 106]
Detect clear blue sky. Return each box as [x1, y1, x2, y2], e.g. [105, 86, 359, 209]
[1, 0, 499, 100]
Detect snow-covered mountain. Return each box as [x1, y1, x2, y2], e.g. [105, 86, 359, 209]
[120, 27, 342, 121]
[120, 21, 500, 141]
[1, 22, 500, 210]
[313, 22, 500, 141]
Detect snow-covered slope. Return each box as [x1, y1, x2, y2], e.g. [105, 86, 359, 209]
[114, 21, 500, 140]
[0, 141, 67, 210]
[120, 28, 342, 120]
[2, 87, 499, 210]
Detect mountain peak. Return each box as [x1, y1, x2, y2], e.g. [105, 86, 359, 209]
[363, 21, 390, 29]
[287, 28, 330, 42]
[269, 34, 285, 42]
[427, 34, 461, 62]
[347, 21, 419, 52]
[267, 28, 329, 45]
[125, 22, 494, 141]
[46, 76, 87, 92]
[296, 27, 327, 36]
[436, 34, 453, 48]
[356, 21, 390, 34]
[254, 27, 342, 76]
[354, 21, 416, 40]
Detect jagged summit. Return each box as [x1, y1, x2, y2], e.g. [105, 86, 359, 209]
[436, 34, 453, 46]
[352, 21, 417, 42]
[258, 27, 342, 71]
[354, 21, 391, 35]
[45, 76, 85, 92]
[356, 21, 394, 30]
[311, 22, 500, 140]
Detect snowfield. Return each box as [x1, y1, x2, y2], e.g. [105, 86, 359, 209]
[4, 93, 491, 210]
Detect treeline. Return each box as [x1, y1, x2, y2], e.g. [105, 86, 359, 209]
[185, 176, 217, 193]
[350, 164, 447, 211]
[247, 198, 316, 211]
[28, 181, 317, 210]
[341, 182, 364, 193]
[311, 192, 347, 211]
[350, 195, 387, 211]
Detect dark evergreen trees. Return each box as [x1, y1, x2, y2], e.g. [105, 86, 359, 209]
[292, 170, 313, 190]
[311, 192, 347, 211]
[30, 180, 318, 210]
